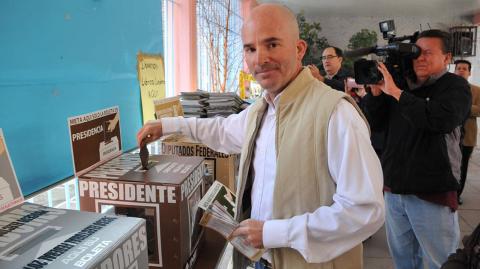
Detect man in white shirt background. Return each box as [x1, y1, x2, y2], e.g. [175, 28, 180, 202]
[137, 3, 384, 269]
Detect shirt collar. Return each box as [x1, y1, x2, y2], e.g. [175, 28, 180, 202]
[326, 70, 338, 80]
[408, 69, 448, 89]
[263, 91, 282, 110]
[326, 67, 348, 80]
[259, 67, 316, 110]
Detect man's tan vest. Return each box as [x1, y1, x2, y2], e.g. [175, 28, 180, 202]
[233, 68, 367, 269]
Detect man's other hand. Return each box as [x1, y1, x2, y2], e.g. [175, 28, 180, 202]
[231, 219, 265, 249]
[368, 84, 383, 96]
[308, 65, 325, 82]
[136, 121, 163, 147]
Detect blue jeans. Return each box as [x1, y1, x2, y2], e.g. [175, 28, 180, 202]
[385, 192, 460, 269]
[255, 262, 268, 269]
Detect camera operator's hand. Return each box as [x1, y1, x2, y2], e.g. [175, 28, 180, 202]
[308, 65, 324, 82]
[344, 79, 354, 96]
[345, 78, 367, 98]
[356, 87, 367, 98]
[376, 62, 403, 101]
[368, 84, 383, 96]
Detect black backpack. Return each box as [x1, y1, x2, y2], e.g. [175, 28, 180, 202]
[441, 223, 480, 269]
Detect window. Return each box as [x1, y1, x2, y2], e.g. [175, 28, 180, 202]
[27, 178, 79, 210]
[163, 0, 175, 97]
[196, 0, 243, 93]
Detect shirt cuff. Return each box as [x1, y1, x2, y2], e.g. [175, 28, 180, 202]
[159, 117, 183, 135]
[263, 219, 290, 249]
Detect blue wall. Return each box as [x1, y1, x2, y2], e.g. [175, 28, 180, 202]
[0, 0, 163, 195]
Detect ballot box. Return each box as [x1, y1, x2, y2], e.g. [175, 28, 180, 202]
[0, 129, 23, 212]
[0, 128, 148, 269]
[151, 135, 238, 192]
[0, 202, 148, 269]
[68, 107, 206, 269]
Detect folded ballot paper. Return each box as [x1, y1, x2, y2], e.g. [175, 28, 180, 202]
[198, 181, 264, 261]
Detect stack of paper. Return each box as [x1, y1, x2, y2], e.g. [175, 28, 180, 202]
[180, 91, 209, 118]
[205, 92, 245, 117]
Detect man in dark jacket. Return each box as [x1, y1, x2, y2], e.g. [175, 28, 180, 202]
[308, 46, 352, 91]
[454, 59, 480, 205]
[364, 29, 472, 269]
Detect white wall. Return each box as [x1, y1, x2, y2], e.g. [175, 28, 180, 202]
[469, 32, 480, 85]
[305, 14, 480, 84]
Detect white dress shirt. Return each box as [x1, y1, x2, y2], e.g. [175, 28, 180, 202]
[160, 97, 385, 263]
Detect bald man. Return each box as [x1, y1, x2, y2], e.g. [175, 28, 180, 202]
[137, 4, 384, 269]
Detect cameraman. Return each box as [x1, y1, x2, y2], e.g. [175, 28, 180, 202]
[364, 29, 471, 269]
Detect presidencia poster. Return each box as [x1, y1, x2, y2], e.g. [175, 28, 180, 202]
[68, 107, 122, 176]
[137, 53, 166, 123]
[0, 129, 24, 213]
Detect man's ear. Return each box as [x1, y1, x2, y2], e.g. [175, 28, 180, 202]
[297, 39, 307, 61]
[444, 52, 452, 65]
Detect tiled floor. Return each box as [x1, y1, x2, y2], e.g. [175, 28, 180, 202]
[364, 146, 480, 268]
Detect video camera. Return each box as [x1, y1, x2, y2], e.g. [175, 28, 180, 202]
[346, 20, 421, 88]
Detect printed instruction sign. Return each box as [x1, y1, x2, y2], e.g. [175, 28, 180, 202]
[0, 129, 24, 213]
[137, 53, 166, 123]
[68, 107, 122, 176]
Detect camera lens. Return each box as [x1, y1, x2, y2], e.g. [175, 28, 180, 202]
[354, 59, 383, 84]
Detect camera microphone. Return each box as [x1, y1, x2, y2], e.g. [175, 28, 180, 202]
[345, 43, 420, 59]
[344, 47, 376, 58]
[374, 43, 421, 59]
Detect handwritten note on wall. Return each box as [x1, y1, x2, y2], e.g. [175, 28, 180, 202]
[137, 53, 166, 123]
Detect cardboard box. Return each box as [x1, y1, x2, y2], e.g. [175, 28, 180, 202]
[153, 135, 238, 192]
[0, 128, 148, 269]
[154, 97, 184, 119]
[0, 129, 23, 213]
[78, 153, 205, 269]
[69, 107, 206, 269]
[0, 202, 148, 269]
[151, 97, 238, 191]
